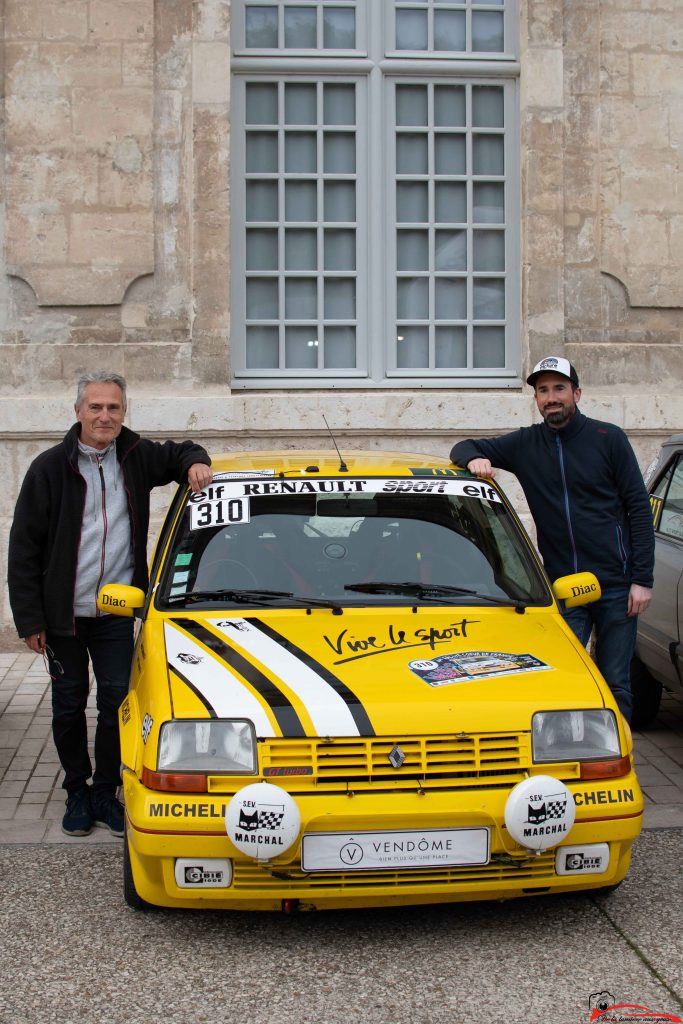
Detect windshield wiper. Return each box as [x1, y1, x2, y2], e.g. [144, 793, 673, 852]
[344, 581, 527, 613]
[167, 588, 292, 606]
[167, 588, 343, 612]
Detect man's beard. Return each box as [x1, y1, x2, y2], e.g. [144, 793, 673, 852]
[543, 405, 575, 428]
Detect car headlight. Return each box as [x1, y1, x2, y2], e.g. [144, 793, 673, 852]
[532, 710, 620, 763]
[158, 720, 257, 774]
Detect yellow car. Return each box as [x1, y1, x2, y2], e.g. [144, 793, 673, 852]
[100, 451, 643, 911]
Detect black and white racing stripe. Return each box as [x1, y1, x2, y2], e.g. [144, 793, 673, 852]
[164, 621, 277, 735]
[170, 619, 306, 737]
[211, 617, 375, 737]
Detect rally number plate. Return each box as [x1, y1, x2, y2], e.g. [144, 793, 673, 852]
[301, 827, 490, 873]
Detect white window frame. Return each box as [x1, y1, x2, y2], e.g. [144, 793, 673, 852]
[231, 0, 520, 389]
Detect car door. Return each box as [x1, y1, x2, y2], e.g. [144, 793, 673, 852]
[637, 452, 683, 688]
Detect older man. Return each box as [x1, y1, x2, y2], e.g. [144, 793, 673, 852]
[8, 371, 212, 837]
[449, 355, 654, 722]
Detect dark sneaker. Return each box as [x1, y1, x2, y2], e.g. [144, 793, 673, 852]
[62, 789, 93, 837]
[91, 793, 125, 837]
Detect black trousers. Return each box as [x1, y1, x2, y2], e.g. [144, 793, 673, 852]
[47, 616, 134, 796]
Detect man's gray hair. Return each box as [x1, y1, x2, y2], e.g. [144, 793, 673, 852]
[75, 371, 128, 411]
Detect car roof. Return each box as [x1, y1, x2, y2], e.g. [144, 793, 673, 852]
[209, 450, 466, 475]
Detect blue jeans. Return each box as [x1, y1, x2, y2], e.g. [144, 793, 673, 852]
[561, 586, 637, 722]
[47, 615, 134, 796]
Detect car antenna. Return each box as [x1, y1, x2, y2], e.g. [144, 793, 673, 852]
[322, 414, 348, 473]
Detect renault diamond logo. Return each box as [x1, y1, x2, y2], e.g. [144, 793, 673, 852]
[388, 744, 406, 769]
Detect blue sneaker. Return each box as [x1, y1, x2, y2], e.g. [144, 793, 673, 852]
[91, 793, 125, 837]
[62, 788, 93, 837]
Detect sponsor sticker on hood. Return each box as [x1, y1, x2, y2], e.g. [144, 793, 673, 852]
[409, 651, 551, 685]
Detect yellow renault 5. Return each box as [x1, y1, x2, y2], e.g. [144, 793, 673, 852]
[100, 451, 643, 911]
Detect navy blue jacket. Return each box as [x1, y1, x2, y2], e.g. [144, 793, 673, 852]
[8, 423, 211, 638]
[450, 410, 654, 589]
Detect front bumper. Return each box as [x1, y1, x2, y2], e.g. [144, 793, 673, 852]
[123, 769, 643, 911]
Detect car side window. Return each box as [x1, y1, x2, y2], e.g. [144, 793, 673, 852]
[657, 456, 683, 542]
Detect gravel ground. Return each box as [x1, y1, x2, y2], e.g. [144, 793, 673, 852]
[0, 830, 681, 1024]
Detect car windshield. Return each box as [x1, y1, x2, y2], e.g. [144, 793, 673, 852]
[156, 475, 551, 609]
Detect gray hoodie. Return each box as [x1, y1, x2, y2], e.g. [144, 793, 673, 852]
[74, 440, 134, 617]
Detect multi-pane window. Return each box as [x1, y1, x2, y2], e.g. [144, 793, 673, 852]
[392, 1, 506, 54]
[232, 0, 518, 387]
[241, 80, 361, 373]
[392, 81, 509, 371]
[243, 1, 358, 50]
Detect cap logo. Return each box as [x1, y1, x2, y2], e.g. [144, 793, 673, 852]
[539, 358, 559, 370]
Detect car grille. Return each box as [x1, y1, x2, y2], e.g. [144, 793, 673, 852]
[232, 851, 555, 891]
[257, 733, 531, 791]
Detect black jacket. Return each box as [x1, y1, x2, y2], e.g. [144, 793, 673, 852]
[8, 423, 211, 637]
[450, 410, 654, 589]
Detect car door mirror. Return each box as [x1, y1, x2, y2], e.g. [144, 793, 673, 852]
[552, 572, 601, 608]
[97, 584, 146, 617]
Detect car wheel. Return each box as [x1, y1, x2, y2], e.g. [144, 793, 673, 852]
[630, 655, 663, 730]
[123, 819, 151, 911]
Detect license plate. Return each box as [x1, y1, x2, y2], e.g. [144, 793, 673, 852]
[301, 827, 490, 873]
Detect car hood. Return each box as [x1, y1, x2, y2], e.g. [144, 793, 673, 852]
[162, 607, 606, 737]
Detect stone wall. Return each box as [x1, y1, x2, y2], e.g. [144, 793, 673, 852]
[5, 0, 154, 306]
[0, 0, 681, 631]
[562, 0, 683, 386]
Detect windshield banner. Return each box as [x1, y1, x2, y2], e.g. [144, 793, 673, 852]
[188, 477, 502, 505]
